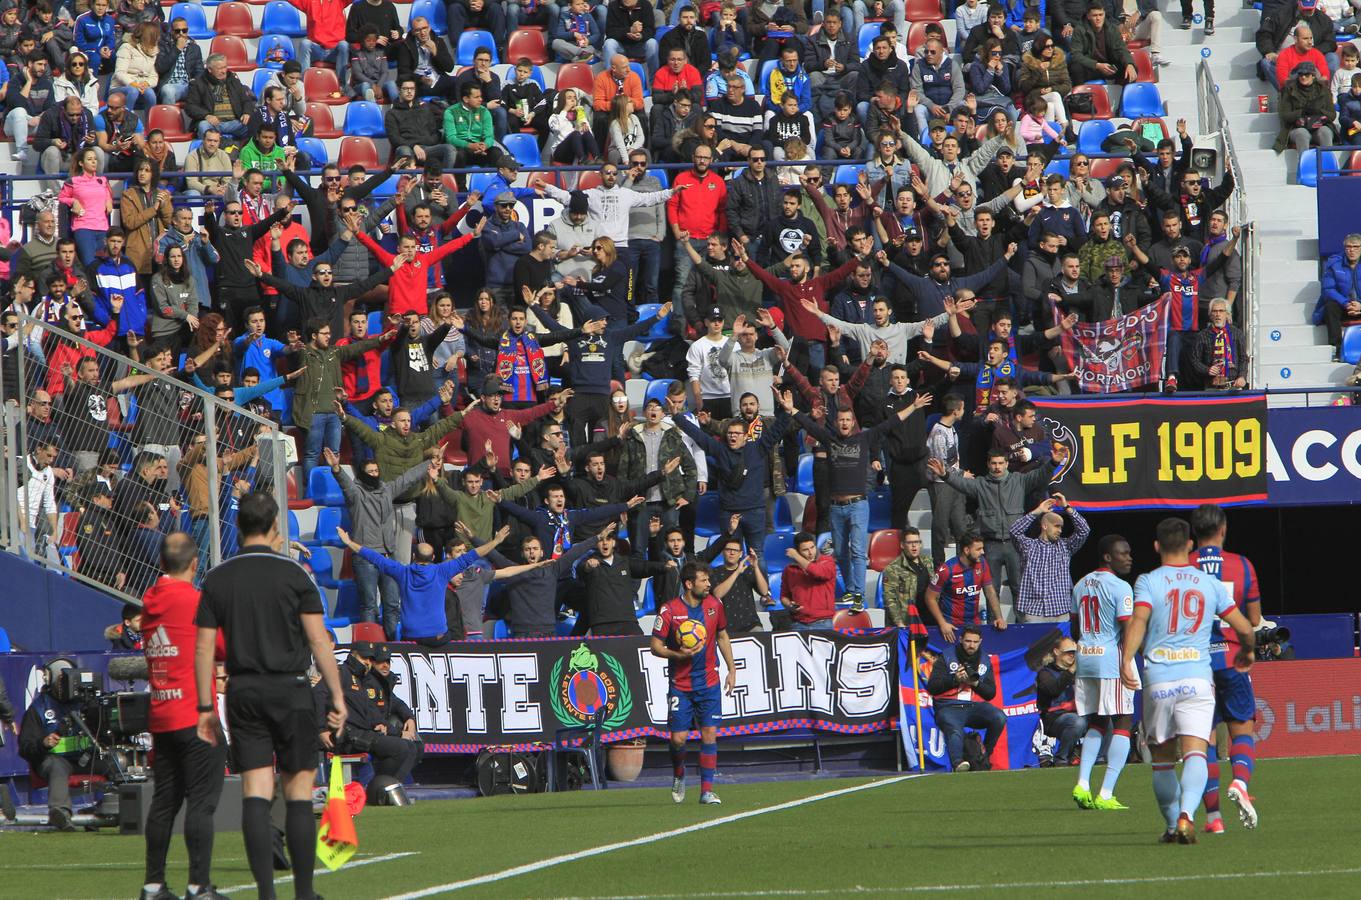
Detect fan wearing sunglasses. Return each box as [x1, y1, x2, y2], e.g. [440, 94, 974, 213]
[157, 18, 205, 105]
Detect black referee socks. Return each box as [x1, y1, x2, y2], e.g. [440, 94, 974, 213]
[286, 799, 316, 899]
[242, 797, 276, 899]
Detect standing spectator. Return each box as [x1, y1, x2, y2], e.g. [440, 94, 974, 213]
[618, 398, 698, 535]
[725, 147, 784, 248]
[732, 238, 859, 372]
[155, 16, 202, 104]
[706, 529, 769, 634]
[923, 532, 1005, 643]
[1008, 494, 1090, 623]
[686, 307, 733, 419]
[202, 198, 291, 330]
[882, 527, 931, 635]
[927, 625, 1007, 771]
[925, 394, 968, 568]
[290, 0, 350, 87]
[623, 150, 667, 305]
[184, 53, 254, 142]
[578, 525, 671, 635]
[1190, 298, 1250, 390]
[480, 192, 531, 305]
[119, 159, 173, 277]
[780, 531, 837, 631]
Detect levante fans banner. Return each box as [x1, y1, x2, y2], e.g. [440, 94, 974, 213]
[1030, 394, 1269, 509]
[897, 631, 1052, 771]
[1053, 296, 1170, 393]
[361, 631, 898, 752]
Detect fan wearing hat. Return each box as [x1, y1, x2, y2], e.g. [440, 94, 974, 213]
[1256, 1, 1338, 89]
[1274, 56, 1337, 154]
[1091, 252, 1159, 322]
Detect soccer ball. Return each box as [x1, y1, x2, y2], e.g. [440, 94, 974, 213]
[677, 619, 708, 651]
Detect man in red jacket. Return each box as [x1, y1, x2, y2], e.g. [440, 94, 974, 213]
[349, 210, 483, 317]
[289, 0, 351, 89]
[667, 145, 728, 295]
[140, 533, 227, 900]
[780, 531, 838, 630]
[453, 378, 574, 477]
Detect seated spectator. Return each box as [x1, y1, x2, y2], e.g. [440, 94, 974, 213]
[386, 76, 456, 169]
[1068, 1, 1136, 85]
[606, 93, 645, 163]
[185, 53, 254, 141]
[448, 0, 507, 54]
[293, 0, 350, 87]
[74, 0, 116, 75]
[765, 92, 814, 161]
[111, 20, 158, 112]
[910, 38, 964, 135]
[747, 0, 806, 63]
[1275, 61, 1336, 156]
[96, 88, 144, 174]
[1019, 34, 1071, 129]
[803, 11, 858, 120]
[1315, 232, 1361, 361]
[347, 0, 402, 51]
[52, 50, 100, 110]
[114, 0, 162, 39]
[603, 0, 659, 76]
[29, 2, 74, 70]
[710, 2, 747, 61]
[181, 127, 232, 198]
[350, 25, 395, 102]
[547, 87, 601, 164]
[765, 43, 810, 114]
[649, 89, 698, 162]
[1257, 0, 1337, 87]
[33, 95, 100, 181]
[708, 73, 763, 162]
[653, 46, 704, 112]
[454, 45, 507, 139]
[967, 38, 1017, 121]
[5, 51, 55, 166]
[553, 0, 603, 63]
[1035, 636, 1083, 765]
[395, 16, 456, 95]
[503, 57, 545, 137]
[593, 54, 646, 136]
[152, 17, 200, 105]
[963, 4, 1020, 65]
[444, 82, 503, 169]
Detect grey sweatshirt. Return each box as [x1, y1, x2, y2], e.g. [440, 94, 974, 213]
[625, 174, 668, 243]
[816, 311, 949, 364]
[943, 464, 1056, 540]
[337, 461, 429, 553]
[717, 328, 791, 415]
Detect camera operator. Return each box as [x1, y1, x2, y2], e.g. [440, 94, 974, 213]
[193, 492, 346, 900]
[926, 625, 1007, 772]
[1035, 637, 1084, 766]
[141, 532, 228, 900]
[17, 658, 114, 830]
[317, 642, 418, 793]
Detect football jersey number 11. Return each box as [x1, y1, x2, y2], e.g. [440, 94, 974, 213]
[1078, 594, 1101, 633]
[1166, 588, 1205, 635]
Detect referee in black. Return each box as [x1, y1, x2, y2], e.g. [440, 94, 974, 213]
[193, 492, 346, 900]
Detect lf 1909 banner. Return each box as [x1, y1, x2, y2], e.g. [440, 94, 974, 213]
[1031, 394, 1268, 509]
[365, 630, 898, 753]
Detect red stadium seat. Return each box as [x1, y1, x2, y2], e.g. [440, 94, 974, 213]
[209, 35, 252, 71]
[1131, 49, 1156, 83]
[1067, 84, 1113, 121]
[304, 66, 347, 104]
[1089, 157, 1124, 179]
[350, 622, 386, 642]
[507, 29, 548, 65]
[868, 529, 902, 573]
[555, 61, 595, 94]
[833, 609, 873, 631]
[213, 2, 260, 38]
[1345, 150, 1361, 174]
[286, 469, 313, 510]
[147, 104, 191, 140]
[306, 102, 340, 138]
[904, 0, 944, 21]
[338, 136, 379, 170]
[576, 170, 603, 190]
[905, 21, 933, 55]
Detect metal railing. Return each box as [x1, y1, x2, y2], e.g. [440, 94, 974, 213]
[0, 313, 289, 606]
[1197, 59, 1259, 386]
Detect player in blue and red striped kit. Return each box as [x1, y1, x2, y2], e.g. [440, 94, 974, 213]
[1192, 504, 1263, 832]
[651, 562, 737, 806]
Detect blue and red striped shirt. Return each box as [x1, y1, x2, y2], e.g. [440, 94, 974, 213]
[1193, 545, 1260, 669]
[1160, 269, 1205, 331]
[931, 556, 993, 626]
[654, 594, 727, 692]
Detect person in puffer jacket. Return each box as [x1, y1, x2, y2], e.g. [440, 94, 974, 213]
[479, 196, 531, 305]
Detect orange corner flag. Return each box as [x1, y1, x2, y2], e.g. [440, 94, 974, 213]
[316, 756, 359, 871]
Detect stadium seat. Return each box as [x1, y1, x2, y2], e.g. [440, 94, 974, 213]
[576, 170, 603, 190]
[643, 377, 675, 405]
[773, 495, 795, 532]
[212, 2, 260, 38]
[307, 467, 345, 505]
[757, 59, 777, 93]
[312, 507, 352, 547]
[338, 136, 379, 170]
[1067, 84, 1112, 121]
[0, 625, 10, 653]
[502, 132, 541, 167]
[466, 171, 499, 194]
[630, 61, 650, 96]
[763, 533, 795, 573]
[287, 510, 300, 542]
[1119, 82, 1163, 118]
[507, 28, 548, 65]
[457, 30, 498, 65]
[555, 62, 595, 94]
[330, 583, 361, 625]
[251, 68, 275, 97]
[147, 104, 190, 140]
[1076, 119, 1115, 155]
[1346, 150, 1361, 174]
[641, 306, 672, 342]
[350, 622, 387, 643]
[306, 101, 340, 137]
[857, 22, 882, 57]
[408, 0, 448, 34]
[694, 489, 722, 537]
[868, 528, 901, 572]
[260, 0, 306, 37]
[286, 468, 312, 510]
[904, 0, 943, 19]
[1131, 49, 1156, 83]
[765, 570, 783, 609]
[872, 577, 884, 610]
[833, 164, 864, 185]
[344, 101, 385, 136]
[1298, 148, 1338, 187]
[296, 135, 327, 165]
[209, 35, 252, 71]
[304, 67, 346, 106]
[795, 453, 814, 495]
[905, 21, 932, 54]
[307, 547, 340, 588]
[1129, 116, 1170, 143]
[256, 33, 295, 69]
[168, 2, 214, 38]
[1343, 326, 1361, 364]
[1089, 157, 1124, 179]
[647, 166, 669, 187]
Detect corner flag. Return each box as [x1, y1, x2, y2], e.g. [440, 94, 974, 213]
[316, 756, 358, 871]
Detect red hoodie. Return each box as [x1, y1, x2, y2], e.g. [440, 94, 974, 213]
[781, 554, 838, 623]
[355, 230, 476, 317]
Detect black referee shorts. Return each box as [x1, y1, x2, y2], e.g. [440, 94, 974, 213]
[225, 673, 318, 774]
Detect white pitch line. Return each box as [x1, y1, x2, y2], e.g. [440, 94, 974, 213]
[218, 850, 419, 896]
[384, 775, 923, 900]
[537, 867, 1361, 899]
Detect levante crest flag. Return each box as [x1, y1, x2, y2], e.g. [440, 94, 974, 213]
[1053, 295, 1171, 393]
[316, 755, 358, 870]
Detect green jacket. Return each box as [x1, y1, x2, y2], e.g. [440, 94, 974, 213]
[1068, 19, 1135, 83]
[443, 102, 494, 149]
[882, 553, 929, 628]
[238, 140, 286, 184]
[434, 476, 539, 543]
[617, 421, 697, 505]
[1275, 77, 1335, 153]
[292, 336, 386, 429]
[343, 411, 466, 501]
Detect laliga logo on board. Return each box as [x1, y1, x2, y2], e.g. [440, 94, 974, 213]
[549, 643, 633, 730]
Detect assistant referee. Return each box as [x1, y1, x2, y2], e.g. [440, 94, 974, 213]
[194, 492, 346, 900]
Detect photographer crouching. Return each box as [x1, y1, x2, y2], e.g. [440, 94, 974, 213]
[1035, 637, 1084, 766]
[319, 642, 419, 802]
[140, 533, 228, 900]
[926, 626, 1007, 772]
[17, 658, 115, 830]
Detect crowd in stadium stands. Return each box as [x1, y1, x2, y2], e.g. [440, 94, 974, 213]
[0, 0, 1265, 643]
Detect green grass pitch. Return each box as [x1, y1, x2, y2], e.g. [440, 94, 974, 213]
[3, 755, 1357, 899]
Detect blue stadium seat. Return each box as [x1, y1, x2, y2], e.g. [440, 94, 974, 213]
[1119, 83, 1164, 118]
[251, 68, 275, 97]
[764, 532, 795, 573]
[640, 307, 672, 343]
[647, 167, 669, 187]
[308, 548, 341, 588]
[795, 453, 814, 495]
[868, 487, 892, 531]
[1044, 157, 1071, 179]
[255, 34, 294, 69]
[0, 625, 11, 653]
[1343, 326, 1361, 365]
[169, 3, 215, 39]
[773, 495, 795, 533]
[833, 164, 864, 185]
[307, 467, 345, 505]
[872, 577, 884, 610]
[757, 59, 777, 93]
[502, 132, 541, 167]
[329, 583, 361, 625]
[287, 510, 300, 542]
[858, 22, 882, 57]
[637, 581, 656, 616]
[1076, 119, 1115, 155]
[312, 507, 352, 547]
[643, 376, 675, 405]
[631, 61, 650, 96]
[408, 0, 448, 34]
[344, 101, 385, 137]
[369, 174, 401, 198]
[694, 489, 722, 537]
[492, 619, 510, 639]
[367, 310, 383, 335]
[260, 1, 306, 37]
[457, 31, 498, 65]
[467, 171, 498, 194]
[295, 136, 327, 165]
[1298, 148, 1338, 187]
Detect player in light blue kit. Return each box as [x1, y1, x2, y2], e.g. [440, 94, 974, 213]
[1121, 517, 1256, 845]
[1070, 534, 1137, 812]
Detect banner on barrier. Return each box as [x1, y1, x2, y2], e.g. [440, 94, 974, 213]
[1266, 406, 1361, 506]
[1251, 658, 1361, 757]
[1031, 394, 1269, 509]
[378, 630, 898, 753]
[1053, 297, 1171, 394]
